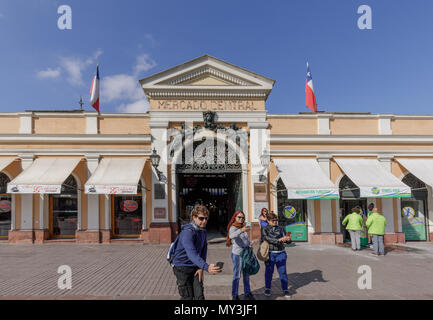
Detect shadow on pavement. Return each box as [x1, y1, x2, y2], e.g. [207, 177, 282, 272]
[248, 269, 328, 300]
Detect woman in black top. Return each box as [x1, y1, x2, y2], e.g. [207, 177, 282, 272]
[261, 212, 291, 298]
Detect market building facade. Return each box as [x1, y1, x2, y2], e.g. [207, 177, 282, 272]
[1, 55, 433, 244]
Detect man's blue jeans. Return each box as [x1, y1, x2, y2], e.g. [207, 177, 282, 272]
[232, 253, 251, 297]
[265, 251, 288, 291]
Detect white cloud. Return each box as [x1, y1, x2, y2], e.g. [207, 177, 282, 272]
[36, 68, 61, 79]
[60, 57, 85, 85]
[134, 53, 156, 76]
[38, 49, 103, 86]
[101, 74, 143, 102]
[117, 99, 150, 113]
[101, 74, 149, 113]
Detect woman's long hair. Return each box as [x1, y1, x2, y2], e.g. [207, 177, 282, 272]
[226, 210, 244, 232]
[226, 210, 245, 247]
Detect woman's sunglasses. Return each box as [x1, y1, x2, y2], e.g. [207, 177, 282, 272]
[237, 216, 245, 220]
[197, 216, 209, 221]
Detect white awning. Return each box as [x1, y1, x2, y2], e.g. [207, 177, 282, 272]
[396, 159, 433, 187]
[85, 158, 146, 195]
[335, 158, 411, 198]
[273, 159, 339, 199]
[0, 158, 17, 173]
[7, 158, 82, 194]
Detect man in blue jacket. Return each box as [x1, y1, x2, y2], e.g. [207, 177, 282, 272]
[172, 204, 221, 300]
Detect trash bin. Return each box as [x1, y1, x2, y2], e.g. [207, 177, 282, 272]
[360, 237, 368, 248]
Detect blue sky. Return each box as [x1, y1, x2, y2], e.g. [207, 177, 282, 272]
[0, 0, 432, 114]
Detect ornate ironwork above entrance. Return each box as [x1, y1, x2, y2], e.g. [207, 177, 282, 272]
[176, 141, 242, 174]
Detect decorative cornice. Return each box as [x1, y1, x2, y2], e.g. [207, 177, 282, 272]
[165, 66, 254, 86]
[0, 134, 151, 144]
[270, 134, 433, 144]
[146, 89, 268, 99]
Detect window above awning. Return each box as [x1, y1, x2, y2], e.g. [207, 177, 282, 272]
[335, 158, 411, 198]
[85, 158, 146, 195]
[396, 159, 433, 188]
[7, 158, 82, 194]
[273, 158, 339, 199]
[0, 158, 17, 173]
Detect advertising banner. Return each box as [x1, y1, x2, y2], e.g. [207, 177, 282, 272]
[85, 185, 137, 195]
[7, 184, 61, 194]
[360, 186, 411, 198]
[286, 189, 339, 200]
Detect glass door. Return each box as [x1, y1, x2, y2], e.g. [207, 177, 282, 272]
[401, 198, 427, 241]
[112, 195, 143, 237]
[0, 195, 11, 239]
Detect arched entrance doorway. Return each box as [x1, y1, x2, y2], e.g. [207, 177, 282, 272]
[49, 175, 78, 238]
[0, 172, 11, 239]
[401, 173, 428, 241]
[339, 175, 367, 242]
[175, 140, 243, 236]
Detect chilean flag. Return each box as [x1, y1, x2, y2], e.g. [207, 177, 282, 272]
[305, 62, 317, 113]
[90, 65, 100, 112]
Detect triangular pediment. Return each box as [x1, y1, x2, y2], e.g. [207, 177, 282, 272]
[139, 55, 275, 100]
[155, 65, 259, 87]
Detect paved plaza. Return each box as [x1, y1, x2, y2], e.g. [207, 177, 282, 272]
[0, 238, 432, 300]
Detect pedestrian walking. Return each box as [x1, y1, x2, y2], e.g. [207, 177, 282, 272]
[367, 203, 374, 246]
[366, 207, 387, 256]
[261, 212, 291, 298]
[171, 204, 222, 300]
[342, 207, 364, 251]
[227, 210, 256, 300]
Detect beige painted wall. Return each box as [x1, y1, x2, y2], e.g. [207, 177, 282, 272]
[33, 117, 86, 134]
[99, 117, 150, 134]
[329, 118, 378, 135]
[143, 163, 153, 230]
[268, 118, 317, 134]
[392, 119, 433, 135]
[0, 117, 19, 134]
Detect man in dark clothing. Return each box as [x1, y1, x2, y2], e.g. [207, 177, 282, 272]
[171, 205, 221, 300]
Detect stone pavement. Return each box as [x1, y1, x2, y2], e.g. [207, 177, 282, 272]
[0, 239, 432, 300]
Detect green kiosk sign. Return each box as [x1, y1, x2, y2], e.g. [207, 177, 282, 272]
[283, 206, 308, 241]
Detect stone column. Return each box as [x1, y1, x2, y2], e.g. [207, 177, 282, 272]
[248, 122, 269, 241]
[9, 154, 34, 243]
[77, 154, 100, 243]
[149, 121, 172, 244]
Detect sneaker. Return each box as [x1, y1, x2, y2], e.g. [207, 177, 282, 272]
[283, 290, 291, 298]
[232, 295, 240, 300]
[370, 252, 379, 256]
[244, 293, 255, 300]
[264, 289, 271, 297]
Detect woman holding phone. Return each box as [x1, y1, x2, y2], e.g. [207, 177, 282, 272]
[226, 210, 256, 300]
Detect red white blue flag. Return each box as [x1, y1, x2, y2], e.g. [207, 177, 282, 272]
[305, 62, 317, 113]
[90, 65, 100, 112]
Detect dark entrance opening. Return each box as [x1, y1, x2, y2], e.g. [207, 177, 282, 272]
[339, 175, 367, 242]
[177, 173, 242, 236]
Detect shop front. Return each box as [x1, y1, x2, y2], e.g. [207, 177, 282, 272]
[1, 55, 433, 244]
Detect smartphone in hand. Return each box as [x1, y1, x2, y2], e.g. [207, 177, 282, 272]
[216, 262, 224, 269]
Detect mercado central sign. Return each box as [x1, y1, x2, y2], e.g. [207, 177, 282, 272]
[150, 99, 265, 111]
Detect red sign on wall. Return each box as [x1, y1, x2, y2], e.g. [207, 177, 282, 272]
[120, 200, 138, 212]
[0, 200, 11, 213]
